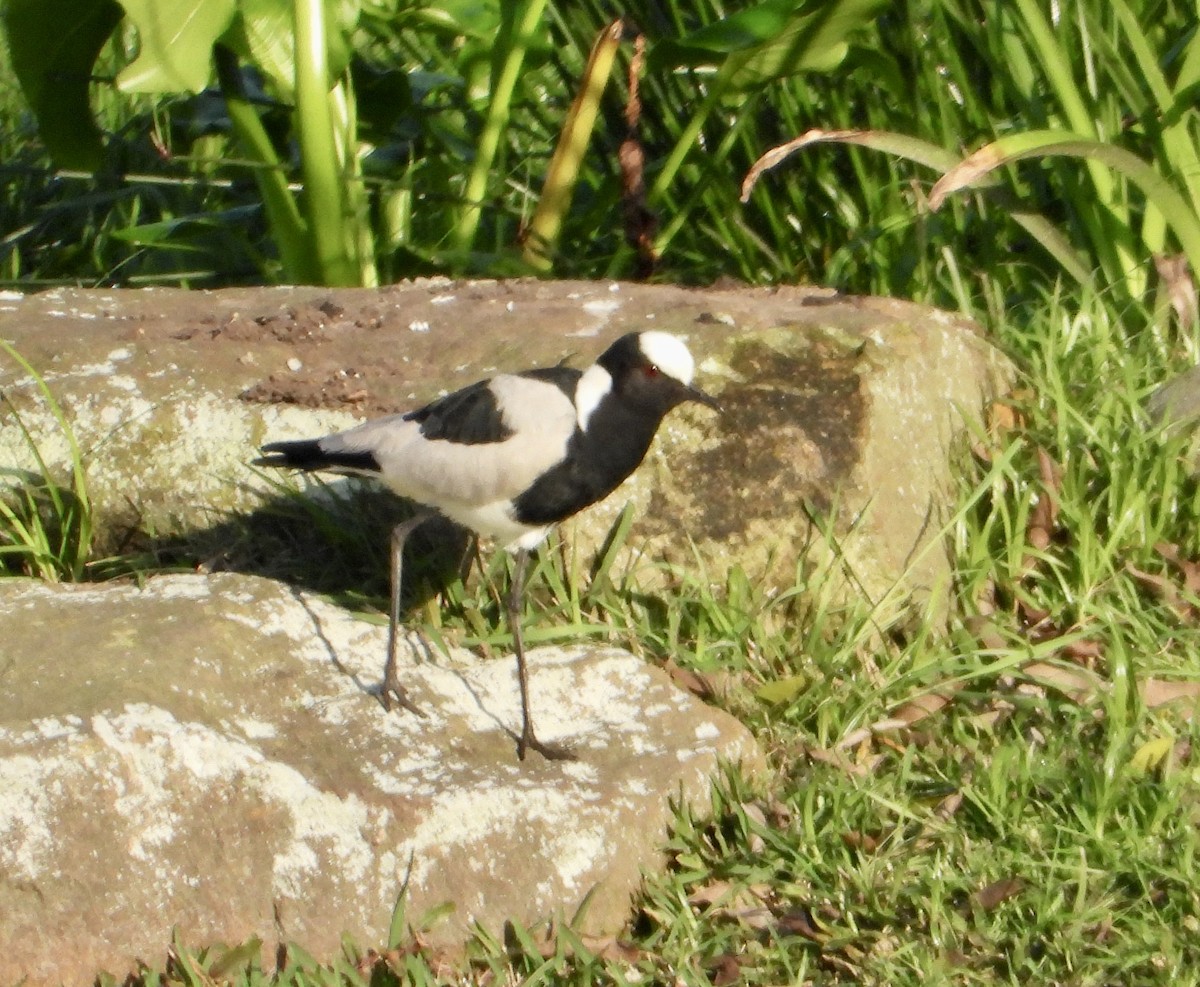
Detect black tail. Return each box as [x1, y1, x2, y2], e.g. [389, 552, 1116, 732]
[254, 439, 380, 473]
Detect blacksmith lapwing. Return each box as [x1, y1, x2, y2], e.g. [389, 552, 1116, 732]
[256, 331, 720, 761]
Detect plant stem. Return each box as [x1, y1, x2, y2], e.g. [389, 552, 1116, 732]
[330, 72, 378, 287]
[214, 45, 315, 283]
[453, 0, 548, 256]
[523, 19, 623, 271]
[293, 0, 360, 285]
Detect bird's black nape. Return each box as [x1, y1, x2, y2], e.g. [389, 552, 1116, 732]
[594, 332, 720, 418]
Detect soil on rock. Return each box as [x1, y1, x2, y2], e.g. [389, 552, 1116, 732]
[2, 279, 861, 417]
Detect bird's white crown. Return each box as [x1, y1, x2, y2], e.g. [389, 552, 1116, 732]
[638, 332, 695, 385]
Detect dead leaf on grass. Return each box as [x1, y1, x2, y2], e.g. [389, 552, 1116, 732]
[988, 398, 1023, 436]
[842, 830, 882, 853]
[1023, 447, 1062, 558]
[929, 143, 1009, 208]
[806, 744, 872, 778]
[755, 673, 808, 705]
[688, 880, 734, 909]
[1154, 253, 1198, 328]
[620, 29, 657, 280]
[580, 935, 644, 965]
[1129, 542, 1200, 624]
[775, 906, 827, 942]
[1022, 661, 1100, 704]
[1017, 598, 1052, 630]
[936, 789, 965, 821]
[1156, 541, 1200, 594]
[1127, 562, 1196, 623]
[943, 948, 972, 967]
[893, 689, 958, 724]
[835, 727, 874, 750]
[966, 614, 1008, 650]
[1061, 637, 1104, 663]
[973, 877, 1024, 912]
[740, 801, 767, 853]
[1090, 914, 1114, 945]
[662, 658, 716, 700]
[708, 953, 744, 987]
[968, 701, 1014, 731]
[762, 797, 793, 829]
[740, 128, 868, 201]
[1140, 678, 1200, 711]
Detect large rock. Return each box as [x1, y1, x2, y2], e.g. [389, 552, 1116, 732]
[0, 572, 760, 986]
[0, 279, 1012, 616]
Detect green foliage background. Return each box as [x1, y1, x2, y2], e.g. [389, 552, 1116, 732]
[5, 0, 1194, 319]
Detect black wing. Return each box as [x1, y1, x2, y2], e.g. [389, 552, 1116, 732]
[404, 379, 514, 445]
[520, 364, 582, 400]
[405, 365, 583, 445]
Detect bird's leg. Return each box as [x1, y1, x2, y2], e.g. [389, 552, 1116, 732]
[510, 548, 575, 762]
[381, 509, 435, 714]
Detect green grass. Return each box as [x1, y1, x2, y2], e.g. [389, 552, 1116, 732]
[0, 340, 93, 580]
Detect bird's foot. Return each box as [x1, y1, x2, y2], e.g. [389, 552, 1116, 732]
[379, 677, 425, 717]
[518, 732, 576, 762]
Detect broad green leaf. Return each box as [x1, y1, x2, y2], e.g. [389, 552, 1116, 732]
[755, 674, 808, 705]
[655, 0, 811, 60]
[1175, 22, 1200, 97]
[226, 0, 358, 98]
[652, 0, 883, 86]
[2, 0, 123, 170]
[105, 206, 261, 243]
[1127, 736, 1173, 776]
[224, 0, 294, 94]
[116, 0, 237, 93]
[731, 0, 885, 85]
[407, 0, 500, 38]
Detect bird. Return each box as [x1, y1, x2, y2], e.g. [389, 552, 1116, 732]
[255, 330, 721, 761]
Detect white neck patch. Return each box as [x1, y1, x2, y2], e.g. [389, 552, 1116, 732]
[639, 332, 695, 385]
[575, 362, 613, 432]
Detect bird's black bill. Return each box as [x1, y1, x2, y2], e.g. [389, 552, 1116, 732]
[687, 385, 723, 414]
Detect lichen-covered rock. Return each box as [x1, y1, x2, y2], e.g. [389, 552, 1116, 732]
[0, 280, 1012, 620]
[0, 572, 761, 987]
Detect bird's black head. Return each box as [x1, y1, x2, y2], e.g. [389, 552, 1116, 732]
[596, 332, 721, 416]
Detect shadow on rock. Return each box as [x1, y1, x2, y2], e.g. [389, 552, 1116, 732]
[117, 479, 475, 615]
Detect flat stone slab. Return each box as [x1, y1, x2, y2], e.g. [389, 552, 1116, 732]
[0, 572, 761, 986]
[0, 278, 1012, 617]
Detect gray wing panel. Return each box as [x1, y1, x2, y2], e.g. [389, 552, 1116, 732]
[321, 378, 578, 508]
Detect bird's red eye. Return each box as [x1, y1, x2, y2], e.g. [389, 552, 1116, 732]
[644, 364, 660, 378]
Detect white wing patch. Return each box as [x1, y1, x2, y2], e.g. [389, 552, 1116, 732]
[574, 363, 613, 432]
[638, 331, 695, 385]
